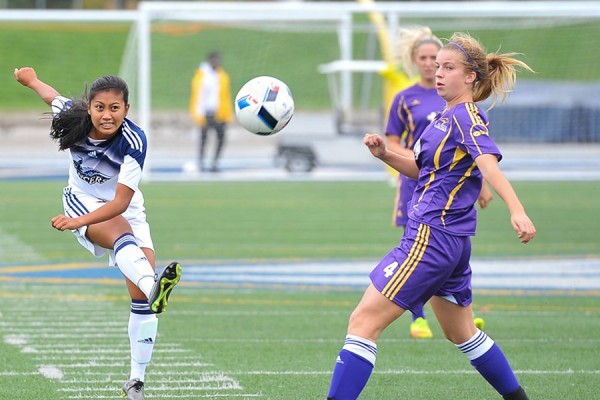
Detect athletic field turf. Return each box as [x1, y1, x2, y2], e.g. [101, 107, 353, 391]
[0, 180, 599, 399]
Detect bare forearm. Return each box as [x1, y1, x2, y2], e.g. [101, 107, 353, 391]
[379, 149, 419, 179]
[479, 160, 524, 214]
[14, 68, 59, 105]
[28, 79, 60, 106]
[76, 200, 129, 227]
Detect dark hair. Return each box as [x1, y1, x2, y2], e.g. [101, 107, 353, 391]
[50, 75, 129, 150]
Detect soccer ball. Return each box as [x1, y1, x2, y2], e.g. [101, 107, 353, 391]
[234, 76, 294, 136]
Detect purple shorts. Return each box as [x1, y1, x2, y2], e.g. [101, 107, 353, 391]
[370, 219, 473, 313]
[393, 175, 417, 227]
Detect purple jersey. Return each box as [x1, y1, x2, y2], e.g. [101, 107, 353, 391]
[409, 102, 501, 236]
[385, 84, 445, 149]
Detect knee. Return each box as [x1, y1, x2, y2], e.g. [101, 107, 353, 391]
[347, 307, 379, 340]
[441, 327, 477, 345]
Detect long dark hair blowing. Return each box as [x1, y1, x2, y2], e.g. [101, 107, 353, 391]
[50, 75, 129, 150]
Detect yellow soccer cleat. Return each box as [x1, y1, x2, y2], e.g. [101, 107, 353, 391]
[474, 317, 485, 330]
[410, 317, 433, 339]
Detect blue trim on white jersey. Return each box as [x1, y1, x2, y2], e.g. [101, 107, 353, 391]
[63, 190, 90, 217]
[122, 120, 144, 153]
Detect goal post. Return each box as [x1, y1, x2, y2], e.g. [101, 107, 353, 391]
[133, 1, 600, 144]
[3, 1, 600, 178]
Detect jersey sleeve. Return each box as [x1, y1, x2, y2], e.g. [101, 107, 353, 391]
[385, 93, 407, 138]
[117, 119, 147, 192]
[453, 103, 502, 161]
[118, 154, 143, 192]
[51, 95, 73, 116]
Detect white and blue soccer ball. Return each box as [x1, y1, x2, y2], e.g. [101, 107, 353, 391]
[234, 76, 294, 136]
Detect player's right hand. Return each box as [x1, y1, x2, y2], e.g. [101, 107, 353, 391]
[14, 67, 37, 87]
[364, 133, 386, 158]
[51, 214, 82, 231]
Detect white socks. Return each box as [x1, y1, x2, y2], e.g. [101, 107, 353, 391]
[114, 233, 155, 297]
[129, 302, 158, 381]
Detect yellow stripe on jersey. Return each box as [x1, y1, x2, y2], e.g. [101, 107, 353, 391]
[440, 161, 478, 226]
[449, 147, 468, 172]
[464, 103, 490, 155]
[401, 98, 416, 147]
[417, 128, 452, 203]
[381, 223, 430, 300]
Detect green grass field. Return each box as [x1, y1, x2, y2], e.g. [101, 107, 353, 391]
[3, 20, 600, 111]
[0, 179, 599, 398]
[3, 14, 600, 399]
[0, 180, 599, 264]
[0, 285, 598, 399]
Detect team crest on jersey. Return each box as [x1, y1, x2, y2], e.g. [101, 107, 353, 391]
[73, 158, 110, 185]
[434, 117, 449, 131]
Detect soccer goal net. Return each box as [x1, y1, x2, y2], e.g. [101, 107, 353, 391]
[127, 1, 600, 144]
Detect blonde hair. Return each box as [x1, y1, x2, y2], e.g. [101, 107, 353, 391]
[396, 26, 442, 77]
[444, 32, 534, 109]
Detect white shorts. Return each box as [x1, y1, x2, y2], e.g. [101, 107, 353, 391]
[62, 187, 154, 266]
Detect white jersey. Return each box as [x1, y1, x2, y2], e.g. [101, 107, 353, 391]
[51, 96, 146, 208]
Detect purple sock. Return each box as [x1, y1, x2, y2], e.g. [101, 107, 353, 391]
[458, 330, 520, 396]
[412, 306, 426, 321]
[472, 343, 520, 395]
[327, 335, 377, 400]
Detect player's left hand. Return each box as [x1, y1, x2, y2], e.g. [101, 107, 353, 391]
[51, 214, 82, 231]
[478, 189, 493, 209]
[510, 212, 536, 244]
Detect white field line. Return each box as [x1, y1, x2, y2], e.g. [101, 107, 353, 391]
[2, 369, 598, 377]
[65, 394, 263, 399]
[59, 375, 241, 384]
[43, 361, 213, 369]
[0, 320, 123, 327]
[0, 227, 44, 263]
[1, 327, 126, 334]
[1, 292, 245, 396]
[216, 368, 600, 376]
[32, 354, 200, 362]
[58, 382, 244, 392]
[31, 347, 187, 354]
[181, 336, 600, 345]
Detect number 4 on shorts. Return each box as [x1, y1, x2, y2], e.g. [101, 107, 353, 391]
[383, 261, 399, 278]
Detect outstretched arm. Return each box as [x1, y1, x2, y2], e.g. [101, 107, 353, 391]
[475, 153, 536, 243]
[364, 133, 419, 179]
[14, 67, 60, 106]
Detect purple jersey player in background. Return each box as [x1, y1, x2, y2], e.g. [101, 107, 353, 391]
[385, 26, 492, 339]
[327, 32, 535, 400]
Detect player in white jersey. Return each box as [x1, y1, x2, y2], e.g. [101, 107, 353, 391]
[14, 67, 182, 400]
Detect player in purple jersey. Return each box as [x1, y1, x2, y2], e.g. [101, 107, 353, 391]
[14, 67, 182, 400]
[327, 32, 535, 400]
[385, 26, 444, 339]
[386, 26, 492, 339]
